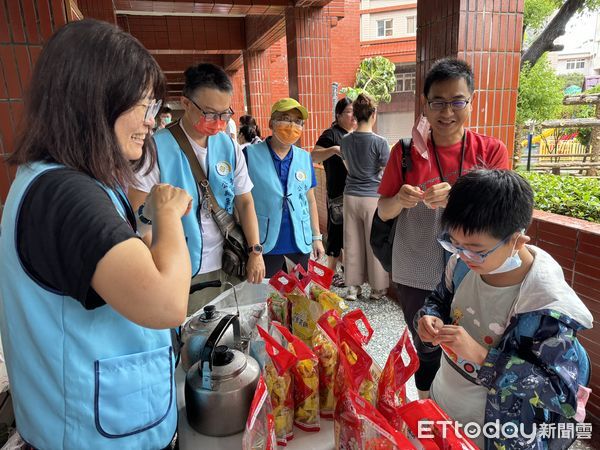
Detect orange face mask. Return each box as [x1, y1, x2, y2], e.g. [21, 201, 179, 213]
[273, 121, 303, 146]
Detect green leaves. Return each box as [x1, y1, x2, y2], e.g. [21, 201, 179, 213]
[520, 171, 600, 223]
[524, 0, 561, 30]
[517, 54, 564, 126]
[340, 56, 397, 103]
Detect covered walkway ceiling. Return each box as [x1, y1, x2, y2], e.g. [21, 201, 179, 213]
[78, 0, 328, 100]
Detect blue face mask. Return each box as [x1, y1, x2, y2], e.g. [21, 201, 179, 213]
[487, 232, 524, 275]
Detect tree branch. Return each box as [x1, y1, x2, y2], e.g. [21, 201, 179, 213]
[521, 0, 586, 69]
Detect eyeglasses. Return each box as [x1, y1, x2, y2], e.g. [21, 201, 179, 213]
[427, 98, 470, 111]
[437, 232, 511, 264]
[143, 99, 162, 122]
[186, 97, 234, 122]
[273, 117, 304, 127]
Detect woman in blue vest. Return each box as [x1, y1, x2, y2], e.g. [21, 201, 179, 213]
[244, 98, 325, 277]
[0, 20, 191, 449]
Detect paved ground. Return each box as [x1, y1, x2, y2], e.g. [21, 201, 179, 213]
[336, 282, 597, 449]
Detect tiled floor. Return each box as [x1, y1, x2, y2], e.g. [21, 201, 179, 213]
[338, 282, 597, 450]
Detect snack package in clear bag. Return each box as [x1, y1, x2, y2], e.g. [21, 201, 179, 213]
[242, 375, 277, 450]
[396, 400, 478, 450]
[312, 309, 342, 418]
[287, 293, 323, 347]
[267, 271, 297, 329]
[334, 389, 416, 450]
[257, 325, 297, 446]
[376, 328, 420, 429]
[273, 323, 320, 432]
[335, 326, 377, 406]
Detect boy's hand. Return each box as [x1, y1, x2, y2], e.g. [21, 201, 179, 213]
[423, 182, 451, 209]
[417, 315, 444, 343]
[396, 184, 424, 209]
[432, 325, 488, 365]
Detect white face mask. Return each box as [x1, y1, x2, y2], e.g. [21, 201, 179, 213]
[487, 233, 523, 275]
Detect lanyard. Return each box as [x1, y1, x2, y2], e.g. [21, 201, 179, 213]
[431, 132, 466, 183]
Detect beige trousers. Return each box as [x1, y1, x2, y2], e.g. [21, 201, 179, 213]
[343, 195, 389, 291]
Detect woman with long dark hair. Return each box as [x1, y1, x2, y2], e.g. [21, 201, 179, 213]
[312, 98, 356, 286]
[0, 19, 191, 449]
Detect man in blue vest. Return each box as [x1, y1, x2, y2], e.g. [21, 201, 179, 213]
[244, 98, 325, 277]
[129, 64, 265, 313]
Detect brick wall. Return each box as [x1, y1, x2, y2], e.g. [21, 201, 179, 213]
[0, 0, 70, 208]
[269, 37, 289, 101]
[527, 210, 600, 424]
[330, 0, 362, 92]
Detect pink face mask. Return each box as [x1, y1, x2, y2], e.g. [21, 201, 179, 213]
[412, 114, 430, 160]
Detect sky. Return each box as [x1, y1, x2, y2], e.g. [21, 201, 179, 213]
[555, 11, 598, 51]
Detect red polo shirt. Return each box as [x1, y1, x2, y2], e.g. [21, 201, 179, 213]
[378, 129, 509, 196]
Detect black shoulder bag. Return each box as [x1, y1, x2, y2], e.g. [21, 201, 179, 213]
[370, 138, 412, 273]
[168, 123, 248, 278]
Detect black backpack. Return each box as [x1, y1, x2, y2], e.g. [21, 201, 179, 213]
[370, 138, 412, 272]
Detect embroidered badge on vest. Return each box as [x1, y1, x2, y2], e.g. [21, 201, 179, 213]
[216, 161, 232, 176]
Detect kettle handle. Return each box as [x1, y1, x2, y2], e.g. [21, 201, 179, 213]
[198, 314, 241, 387]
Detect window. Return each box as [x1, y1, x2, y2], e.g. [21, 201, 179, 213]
[566, 59, 586, 70]
[395, 72, 416, 93]
[377, 19, 393, 37]
[406, 15, 416, 34]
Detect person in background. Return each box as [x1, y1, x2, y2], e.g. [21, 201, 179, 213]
[240, 114, 262, 142]
[417, 169, 592, 449]
[244, 98, 325, 277]
[0, 19, 189, 449]
[312, 98, 356, 287]
[156, 106, 172, 130]
[226, 117, 237, 140]
[341, 93, 390, 301]
[377, 58, 509, 399]
[129, 63, 265, 315]
[237, 115, 262, 150]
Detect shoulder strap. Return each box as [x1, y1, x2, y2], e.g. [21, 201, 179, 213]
[399, 138, 412, 179]
[167, 121, 225, 215]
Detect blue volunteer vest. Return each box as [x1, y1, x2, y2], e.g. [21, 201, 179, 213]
[246, 141, 313, 254]
[0, 162, 176, 449]
[154, 126, 236, 276]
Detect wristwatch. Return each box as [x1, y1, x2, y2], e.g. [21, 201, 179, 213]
[137, 204, 152, 225]
[247, 244, 263, 255]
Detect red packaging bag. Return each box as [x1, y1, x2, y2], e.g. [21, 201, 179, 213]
[334, 389, 416, 450]
[377, 328, 420, 429]
[267, 271, 297, 329]
[312, 310, 342, 418]
[342, 309, 374, 346]
[257, 325, 297, 446]
[242, 375, 277, 450]
[335, 326, 377, 405]
[307, 259, 334, 289]
[396, 400, 478, 450]
[273, 323, 320, 432]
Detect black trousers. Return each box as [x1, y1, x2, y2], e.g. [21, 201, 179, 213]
[395, 283, 442, 391]
[263, 252, 310, 278]
[326, 217, 343, 257]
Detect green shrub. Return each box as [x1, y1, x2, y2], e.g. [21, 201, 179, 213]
[519, 171, 600, 223]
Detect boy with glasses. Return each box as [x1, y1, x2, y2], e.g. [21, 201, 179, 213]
[129, 63, 265, 314]
[417, 169, 592, 449]
[243, 98, 325, 276]
[377, 58, 509, 399]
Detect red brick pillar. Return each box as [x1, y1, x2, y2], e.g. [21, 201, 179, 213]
[285, 7, 333, 150]
[243, 50, 273, 137]
[416, 0, 524, 159]
[0, 1, 70, 208]
[228, 69, 246, 121]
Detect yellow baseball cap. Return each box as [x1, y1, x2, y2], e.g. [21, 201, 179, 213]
[271, 98, 309, 120]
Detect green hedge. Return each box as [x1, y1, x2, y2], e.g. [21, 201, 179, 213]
[519, 172, 600, 224]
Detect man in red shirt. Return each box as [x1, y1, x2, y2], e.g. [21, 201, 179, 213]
[377, 58, 509, 399]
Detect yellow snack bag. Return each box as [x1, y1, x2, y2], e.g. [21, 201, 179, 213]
[288, 294, 323, 347]
[312, 310, 342, 418]
[274, 323, 320, 432]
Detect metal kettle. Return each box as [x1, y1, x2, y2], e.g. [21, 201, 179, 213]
[185, 314, 260, 437]
[180, 304, 236, 371]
